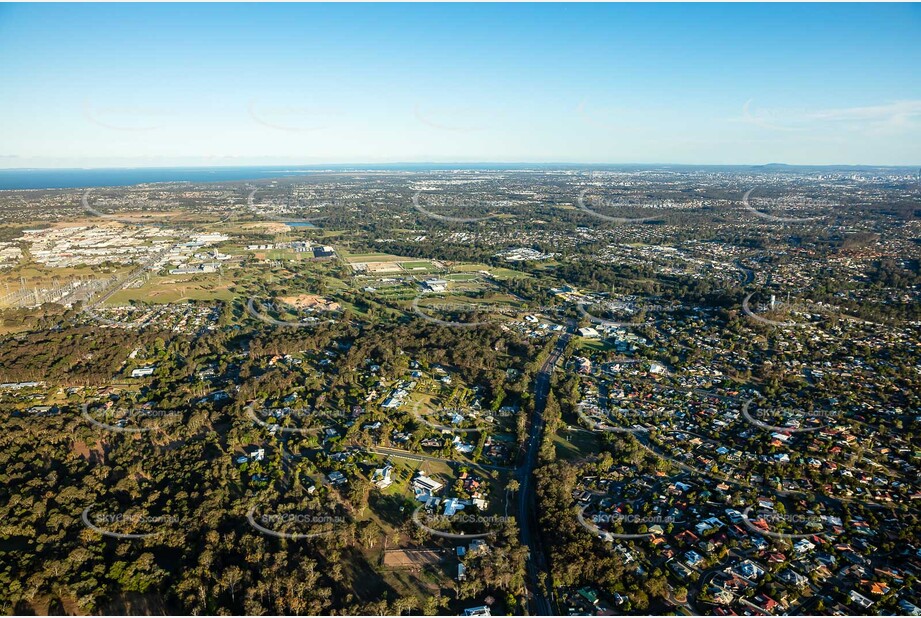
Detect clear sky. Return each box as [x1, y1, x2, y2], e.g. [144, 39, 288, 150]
[0, 3, 919, 168]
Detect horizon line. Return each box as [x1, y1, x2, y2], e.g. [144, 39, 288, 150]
[1, 161, 919, 172]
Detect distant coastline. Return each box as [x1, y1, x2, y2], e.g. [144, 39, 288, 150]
[0, 166, 325, 191]
[0, 163, 916, 191]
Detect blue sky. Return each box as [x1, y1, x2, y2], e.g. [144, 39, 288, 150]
[0, 3, 919, 167]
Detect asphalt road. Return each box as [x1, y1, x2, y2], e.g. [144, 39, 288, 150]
[518, 327, 571, 615]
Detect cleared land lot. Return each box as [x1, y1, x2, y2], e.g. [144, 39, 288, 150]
[382, 548, 448, 569]
[351, 261, 403, 273]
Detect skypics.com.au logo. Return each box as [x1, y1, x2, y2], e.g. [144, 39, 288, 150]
[411, 192, 500, 224]
[82, 100, 172, 133]
[81, 404, 184, 433]
[741, 187, 826, 224]
[82, 506, 181, 540]
[590, 512, 678, 526]
[742, 292, 819, 328]
[577, 402, 678, 434]
[741, 506, 838, 541]
[406, 399, 481, 433]
[82, 188, 169, 226]
[410, 294, 522, 329]
[575, 172, 668, 224]
[245, 187, 333, 225]
[576, 292, 684, 327]
[411, 506, 505, 540]
[741, 397, 840, 434]
[246, 296, 342, 330]
[245, 404, 345, 435]
[246, 506, 347, 540]
[576, 189, 663, 224]
[577, 505, 678, 540]
[247, 99, 342, 133]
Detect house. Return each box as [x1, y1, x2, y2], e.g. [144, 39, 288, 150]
[443, 497, 466, 517]
[463, 607, 491, 617]
[725, 509, 744, 524]
[708, 582, 735, 605]
[863, 580, 890, 596]
[412, 474, 444, 499]
[695, 517, 726, 535]
[326, 470, 347, 485]
[668, 559, 693, 579]
[767, 552, 786, 564]
[848, 590, 874, 609]
[453, 435, 475, 454]
[131, 366, 155, 378]
[684, 550, 704, 568]
[614, 544, 635, 564]
[777, 568, 808, 587]
[675, 529, 699, 544]
[752, 594, 779, 614]
[577, 587, 600, 606]
[578, 327, 600, 339]
[898, 599, 921, 616]
[371, 464, 393, 489]
[732, 560, 764, 581]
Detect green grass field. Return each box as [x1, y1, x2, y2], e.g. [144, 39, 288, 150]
[399, 261, 436, 270]
[551, 426, 605, 461]
[343, 252, 406, 263]
[574, 336, 616, 351]
[104, 275, 236, 304]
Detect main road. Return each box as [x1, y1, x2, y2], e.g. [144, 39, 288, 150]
[519, 323, 571, 615]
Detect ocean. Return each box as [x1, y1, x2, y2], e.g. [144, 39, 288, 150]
[0, 166, 331, 190]
[0, 163, 550, 190]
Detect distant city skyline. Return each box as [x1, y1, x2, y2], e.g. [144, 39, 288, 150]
[1, 3, 919, 168]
